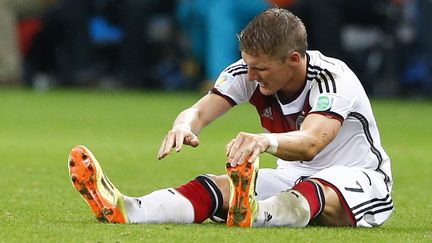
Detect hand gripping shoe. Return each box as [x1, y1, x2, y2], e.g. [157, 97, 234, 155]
[226, 157, 259, 227]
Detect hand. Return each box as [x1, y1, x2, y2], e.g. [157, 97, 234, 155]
[225, 132, 268, 167]
[157, 124, 200, 159]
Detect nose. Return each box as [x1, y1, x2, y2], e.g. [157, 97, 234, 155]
[247, 69, 258, 82]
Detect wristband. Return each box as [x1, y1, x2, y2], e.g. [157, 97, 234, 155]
[262, 133, 278, 154]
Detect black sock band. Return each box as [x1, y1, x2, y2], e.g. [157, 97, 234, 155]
[195, 175, 224, 219]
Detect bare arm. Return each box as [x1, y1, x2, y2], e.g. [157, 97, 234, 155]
[274, 113, 341, 161]
[158, 93, 232, 159]
[226, 113, 342, 166]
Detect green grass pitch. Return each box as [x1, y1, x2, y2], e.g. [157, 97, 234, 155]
[0, 89, 430, 242]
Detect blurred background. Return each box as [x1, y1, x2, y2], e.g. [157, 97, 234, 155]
[0, 2, 431, 240]
[1, 0, 431, 97]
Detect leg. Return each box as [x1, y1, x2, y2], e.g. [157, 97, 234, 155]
[310, 166, 393, 227]
[68, 145, 228, 224]
[228, 175, 349, 227]
[229, 164, 393, 227]
[258, 177, 352, 226]
[309, 179, 352, 226]
[252, 179, 322, 227]
[226, 157, 315, 227]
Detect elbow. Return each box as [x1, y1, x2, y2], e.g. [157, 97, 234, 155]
[301, 147, 319, 161]
[299, 140, 321, 161]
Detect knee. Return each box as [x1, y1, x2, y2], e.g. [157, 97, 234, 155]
[310, 179, 353, 226]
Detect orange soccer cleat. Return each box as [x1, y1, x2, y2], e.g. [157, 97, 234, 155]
[68, 145, 128, 223]
[226, 157, 259, 227]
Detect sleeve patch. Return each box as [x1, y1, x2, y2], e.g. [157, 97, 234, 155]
[215, 74, 229, 88]
[316, 95, 333, 111]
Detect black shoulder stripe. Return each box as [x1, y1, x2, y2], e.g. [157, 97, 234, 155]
[315, 69, 336, 94]
[232, 70, 248, 77]
[307, 71, 319, 81]
[318, 72, 330, 93]
[224, 64, 247, 73]
[225, 66, 248, 74]
[323, 69, 336, 93]
[316, 77, 324, 93]
[224, 63, 244, 72]
[308, 65, 323, 71]
[307, 71, 319, 77]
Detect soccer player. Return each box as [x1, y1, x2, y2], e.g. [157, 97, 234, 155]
[69, 8, 393, 227]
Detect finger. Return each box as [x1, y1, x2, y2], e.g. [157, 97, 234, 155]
[238, 146, 254, 166]
[236, 139, 257, 165]
[175, 132, 185, 152]
[231, 149, 246, 167]
[228, 136, 245, 162]
[228, 146, 240, 166]
[183, 133, 194, 145]
[188, 134, 200, 147]
[248, 146, 261, 163]
[157, 136, 169, 159]
[232, 143, 250, 166]
[225, 139, 235, 157]
[160, 133, 176, 158]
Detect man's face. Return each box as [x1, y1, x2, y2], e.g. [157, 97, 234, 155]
[241, 51, 294, 96]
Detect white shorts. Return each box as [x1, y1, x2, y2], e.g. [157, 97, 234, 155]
[255, 165, 393, 227]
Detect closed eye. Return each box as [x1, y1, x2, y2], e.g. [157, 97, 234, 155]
[250, 67, 268, 72]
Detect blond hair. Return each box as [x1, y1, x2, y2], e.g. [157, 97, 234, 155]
[238, 8, 307, 61]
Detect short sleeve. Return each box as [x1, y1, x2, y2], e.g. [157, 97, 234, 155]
[211, 60, 257, 105]
[309, 75, 356, 120]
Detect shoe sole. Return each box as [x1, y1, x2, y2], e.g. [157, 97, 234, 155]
[226, 158, 259, 227]
[68, 145, 127, 223]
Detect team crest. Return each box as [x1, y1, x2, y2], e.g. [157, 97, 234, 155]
[262, 106, 273, 120]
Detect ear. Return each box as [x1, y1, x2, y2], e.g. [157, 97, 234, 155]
[288, 52, 301, 65]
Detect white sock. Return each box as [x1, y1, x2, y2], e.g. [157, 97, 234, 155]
[124, 188, 194, 224]
[253, 190, 310, 227]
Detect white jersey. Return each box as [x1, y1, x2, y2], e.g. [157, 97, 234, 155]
[211, 50, 392, 188]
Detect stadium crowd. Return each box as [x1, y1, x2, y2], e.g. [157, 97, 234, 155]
[0, 0, 430, 96]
